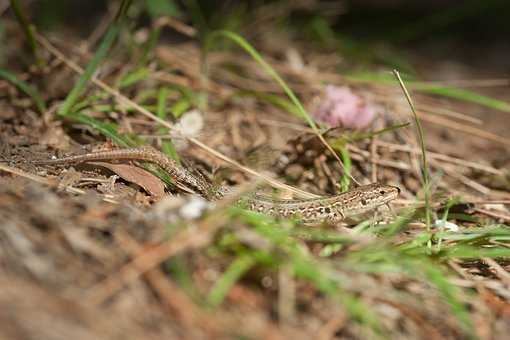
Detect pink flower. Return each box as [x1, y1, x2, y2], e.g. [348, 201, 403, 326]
[312, 85, 376, 129]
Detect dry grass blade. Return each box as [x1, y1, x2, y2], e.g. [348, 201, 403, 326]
[416, 110, 510, 146]
[0, 163, 55, 186]
[0, 163, 119, 203]
[375, 141, 503, 175]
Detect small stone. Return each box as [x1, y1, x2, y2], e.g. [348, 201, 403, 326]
[433, 219, 459, 232]
[285, 164, 304, 181]
[179, 196, 209, 219]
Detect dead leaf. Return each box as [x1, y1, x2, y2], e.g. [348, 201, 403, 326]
[89, 162, 166, 198]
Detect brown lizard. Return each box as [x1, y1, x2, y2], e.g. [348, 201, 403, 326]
[34, 147, 400, 223]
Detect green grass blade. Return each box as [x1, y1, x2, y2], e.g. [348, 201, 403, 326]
[156, 87, 170, 119]
[118, 67, 150, 88]
[57, 0, 131, 117]
[207, 253, 256, 307]
[204, 30, 355, 184]
[442, 245, 510, 259]
[394, 70, 432, 230]
[239, 213, 385, 336]
[290, 227, 358, 244]
[417, 86, 510, 112]
[205, 30, 318, 131]
[70, 112, 130, 147]
[347, 71, 510, 113]
[9, 0, 42, 66]
[164, 256, 202, 302]
[157, 87, 180, 162]
[0, 68, 46, 112]
[420, 261, 474, 335]
[146, 0, 181, 18]
[339, 147, 352, 192]
[57, 25, 120, 117]
[232, 90, 302, 118]
[170, 97, 191, 118]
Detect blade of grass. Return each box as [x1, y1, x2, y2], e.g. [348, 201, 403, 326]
[436, 226, 510, 243]
[416, 85, 510, 112]
[420, 261, 474, 336]
[137, 24, 163, 67]
[0, 68, 46, 112]
[70, 112, 131, 147]
[57, 0, 132, 117]
[164, 256, 202, 303]
[290, 226, 360, 244]
[345, 71, 415, 84]
[204, 31, 314, 125]
[340, 242, 474, 336]
[236, 211, 386, 336]
[380, 208, 419, 237]
[441, 244, 510, 259]
[339, 147, 352, 192]
[156, 86, 171, 116]
[394, 70, 432, 231]
[204, 30, 359, 185]
[207, 253, 256, 307]
[328, 123, 410, 150]
[170, 97, 191, 118]
[347, 71, 510, 113]
[435, 197, 461, 251]
[342, 122, 411, 142]
[118, 67, 150, 88]
[9, 0, 42, 66]
[232, 90, 303, 118]
[146, 0, 181, 19]
[157, 87, 180, 162]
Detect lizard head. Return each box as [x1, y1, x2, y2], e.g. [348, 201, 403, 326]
[339, 183, 400, 217]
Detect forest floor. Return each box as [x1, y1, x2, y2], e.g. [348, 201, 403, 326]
[1, 2, 510, 339]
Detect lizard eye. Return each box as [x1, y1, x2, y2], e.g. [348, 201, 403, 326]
[379, 190, 386, 195]
[361, 199, 367, 205]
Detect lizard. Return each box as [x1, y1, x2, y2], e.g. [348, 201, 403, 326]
[33, 146, 400, 223]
